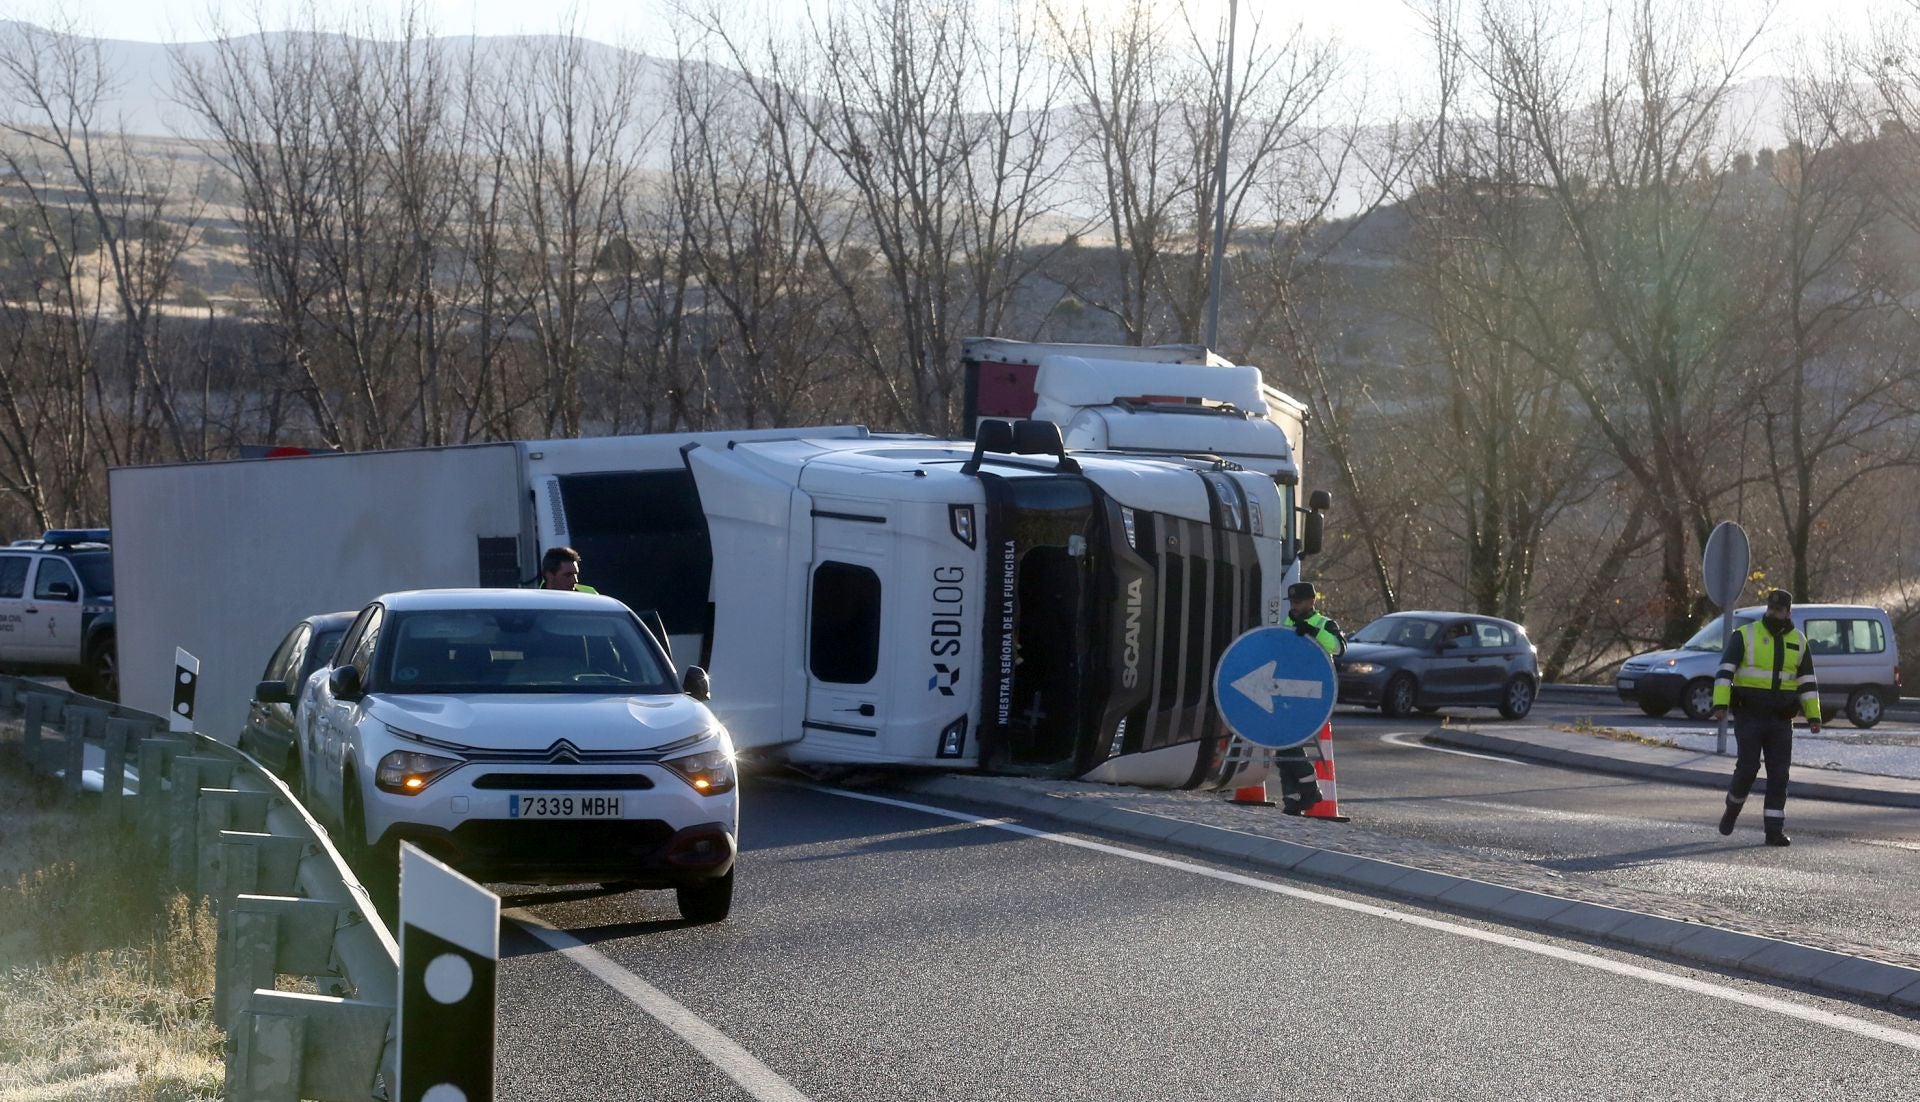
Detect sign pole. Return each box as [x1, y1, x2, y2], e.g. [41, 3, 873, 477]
[1701, 521, 1750, 757]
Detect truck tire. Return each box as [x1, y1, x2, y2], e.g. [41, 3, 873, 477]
[82, 632, 118, 702]
[1847, 687, 1885, 729]
[676, 870, 734, 923]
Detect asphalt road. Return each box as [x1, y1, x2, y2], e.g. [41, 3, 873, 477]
[494, 781, 1920, 1100]
[1322, 699, 1920, 961]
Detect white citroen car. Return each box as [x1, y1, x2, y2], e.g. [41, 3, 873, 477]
[303, 589, 738, 921]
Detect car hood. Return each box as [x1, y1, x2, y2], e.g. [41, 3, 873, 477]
[1341, 642, 1426, 664]
[364, 692, 716, 752]
[1620, 649, 1719, 672]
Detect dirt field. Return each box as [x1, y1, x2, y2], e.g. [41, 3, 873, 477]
[0, 722, 222, 1101]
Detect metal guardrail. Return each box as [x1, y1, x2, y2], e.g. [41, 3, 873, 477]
[1, 675, 401, 1101]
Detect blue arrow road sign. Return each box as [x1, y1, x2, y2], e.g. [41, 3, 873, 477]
[1212, 627, 1337, 749]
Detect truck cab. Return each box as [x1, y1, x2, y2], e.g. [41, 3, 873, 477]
[678, 425, 1290, 788]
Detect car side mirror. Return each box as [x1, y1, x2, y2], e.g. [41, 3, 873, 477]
[329, 665, 364, 701]
[255, 679, 293, 705]
[45, 581, 75, 601]
[682, 665, 712, 702]
[1301, 511, 1324, 557]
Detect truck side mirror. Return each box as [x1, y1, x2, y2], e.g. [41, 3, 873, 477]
[255, 680, 293, 705]
[682, 666, 712, 702]
[1301, 510, 1325, 557]
[1308, 489, 1333, 513]
[45, 581, 75, 601]
[329, 665, 364, 701]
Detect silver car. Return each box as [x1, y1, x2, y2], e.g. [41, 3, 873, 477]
[1615, 604, 1902, 727]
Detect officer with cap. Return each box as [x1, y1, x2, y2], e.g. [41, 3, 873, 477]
[1711, 589, 1819, 846]
[1275, 581, 1345, 813]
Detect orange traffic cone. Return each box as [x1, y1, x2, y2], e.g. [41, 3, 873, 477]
[1301, 722, 1349, 821]
[1230, 781, 1276, 806]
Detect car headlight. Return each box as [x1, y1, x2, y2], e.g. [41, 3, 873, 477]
[375, 750, 463, 794]
[664, 737, 737, 796]
[1341, 662, 1380, 676]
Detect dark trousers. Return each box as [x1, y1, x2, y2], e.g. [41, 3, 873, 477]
[1274, 744, 1318, 801]
[1728, 710, 1793, 814]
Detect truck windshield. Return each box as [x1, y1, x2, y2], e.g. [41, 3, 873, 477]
[379, 609, 677, 694]
[984, 475, 1103, 772]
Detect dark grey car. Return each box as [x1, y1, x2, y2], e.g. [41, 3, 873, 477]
[1337, 612, 1539, 720]
[237, 611, 356, 782]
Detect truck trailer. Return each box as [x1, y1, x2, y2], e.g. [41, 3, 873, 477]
[110, 419, 1297, 789]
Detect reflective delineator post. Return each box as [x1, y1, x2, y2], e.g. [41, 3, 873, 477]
[171, 647, 200, 734]
[398, 843, 498, 1102]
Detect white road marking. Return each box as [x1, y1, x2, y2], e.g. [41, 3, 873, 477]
[1858, 838, 1920, 853]
[508, 910, 816, 1102]
[1379, 730, 1522, 763]
[810, 785, 1920, 1055]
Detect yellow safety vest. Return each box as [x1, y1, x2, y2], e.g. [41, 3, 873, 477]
[1711, 620, 1820, 720]
[1287, 611, 1343, 658]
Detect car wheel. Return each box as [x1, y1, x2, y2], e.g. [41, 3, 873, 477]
[1379, 673, 1418, 718]
[1499, 675, 1536, 719]
[1638, 698, 1672, 717]
[342, 776, 398, 918]
[676, 870, 734, 923]
[1847, 687, 1885, 729]
[1681, 678, 1715, 721]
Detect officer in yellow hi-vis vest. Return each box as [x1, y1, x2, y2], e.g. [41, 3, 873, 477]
[1711, 589, 1819, 846]
[1279, 582, 1344, 813]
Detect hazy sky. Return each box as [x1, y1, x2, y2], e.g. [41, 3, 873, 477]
[36, 0, 1899, 90]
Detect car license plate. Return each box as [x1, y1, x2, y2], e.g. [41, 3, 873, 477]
[1618, 679, 1636, 690]
[509, 794, 621, 819]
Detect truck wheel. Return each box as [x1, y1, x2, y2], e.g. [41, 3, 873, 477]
[1499, 675, 1536, 720]
[676, 870, 734, 923]
[1847, 687, 1885, 729]
[84, 634, 118, 702]
[1379, 673, 1418, 718]
[1638, 699, 1671, 717]
[1681, 678, 1715, 721]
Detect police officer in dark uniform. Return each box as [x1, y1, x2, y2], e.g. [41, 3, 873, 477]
[1711, 589, 1819, 846]
[1276, 581, 1344, 813]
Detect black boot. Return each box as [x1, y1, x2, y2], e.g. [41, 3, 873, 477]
[1765, 820, 1791, 847]
[1718, 799, 1742, 836]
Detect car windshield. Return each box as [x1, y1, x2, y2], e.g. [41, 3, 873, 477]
[1352, 616, 1443, 648]
[380, 609, 676, 694]
[70, 553, 112, 597]
[1681, 614, 1760, 652]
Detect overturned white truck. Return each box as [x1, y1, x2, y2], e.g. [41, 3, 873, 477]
[110, 341, 1327, 789]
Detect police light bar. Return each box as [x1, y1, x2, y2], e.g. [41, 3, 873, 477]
[40, 528, 110, 546]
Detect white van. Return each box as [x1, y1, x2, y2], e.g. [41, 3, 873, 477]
[1615, 604, 1902, 727]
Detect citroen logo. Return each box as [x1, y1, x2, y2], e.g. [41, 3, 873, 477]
[546, 739, 583, 765]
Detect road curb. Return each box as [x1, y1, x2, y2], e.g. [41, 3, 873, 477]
[1540, 682, 1920, 724]
[891, 774, 1920, 1015]
[1427, 727, 1920, 810]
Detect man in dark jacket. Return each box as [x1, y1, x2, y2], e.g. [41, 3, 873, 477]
[1711, 589, 1820, 846]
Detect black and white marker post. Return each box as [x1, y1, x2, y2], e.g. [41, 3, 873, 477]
[170, 647, 199, 733]
[397, 842, 499, 1102]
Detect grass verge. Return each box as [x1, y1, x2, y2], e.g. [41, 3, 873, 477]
[0, 731, 223, 1101]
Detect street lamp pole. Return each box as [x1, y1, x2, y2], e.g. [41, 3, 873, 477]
[1203, 0, 1239, 352]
